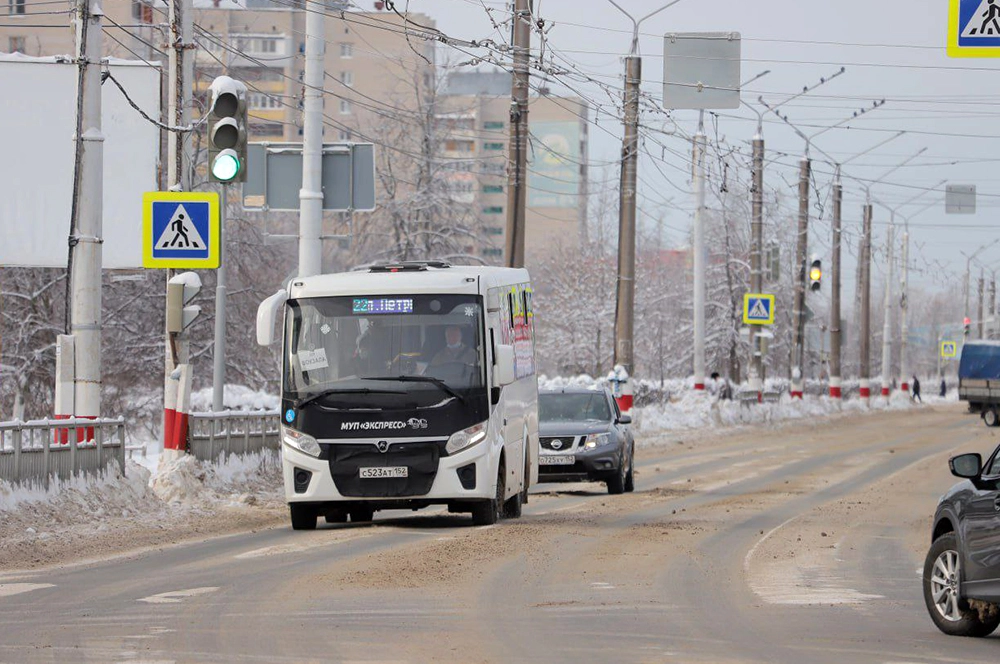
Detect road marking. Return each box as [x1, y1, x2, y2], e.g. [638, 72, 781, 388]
[590, 581, 616, 590]
[0, 583, 54, 598]
[138, 587, 219, 604]
[235, 533, 371, 559]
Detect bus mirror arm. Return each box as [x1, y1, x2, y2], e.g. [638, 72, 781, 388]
[256, 289, 289, 346]
[494, 344, 516, 387]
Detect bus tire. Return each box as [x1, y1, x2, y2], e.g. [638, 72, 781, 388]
[349, 506, 374, 523]
[472, 461, 505, 526]
[290, 504, 318, 531]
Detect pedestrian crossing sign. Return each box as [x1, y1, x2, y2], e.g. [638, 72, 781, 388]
[142, 191, 220, 269]
[941, 340, 958, 358]
[743, 293, 775, 325]
[948, 0, 1000, 57]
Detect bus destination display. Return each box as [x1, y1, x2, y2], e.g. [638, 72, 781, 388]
[352, 298, 414, 315]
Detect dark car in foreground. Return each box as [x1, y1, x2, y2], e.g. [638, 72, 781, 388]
[923, 443, 1000, 636]
[537, 387, 634, 495]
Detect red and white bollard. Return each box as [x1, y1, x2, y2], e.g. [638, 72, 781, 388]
[790, 368, 804, 400]
[171, 363, 193, 453]
[163, 366, 180, 454]
[608, 365, 633, 413]
[53, 334, 75, 445]
[829, 376, 842, 399]
[859, 378, 871, 402]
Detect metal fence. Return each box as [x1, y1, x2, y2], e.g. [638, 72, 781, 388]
[188, 410, 281, 462]
[0, 417, 126, 487]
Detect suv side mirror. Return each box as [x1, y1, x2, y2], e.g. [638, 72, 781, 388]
[617, 413, 632, 425]
[950, 453, 982, 480]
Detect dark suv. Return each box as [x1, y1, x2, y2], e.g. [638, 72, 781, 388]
[537, 387, 635, 495]
[923, 443, 1000, 636]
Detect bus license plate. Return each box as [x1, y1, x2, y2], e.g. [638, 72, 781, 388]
[539, 455, 575, 466]
[360, 466, 408, 479]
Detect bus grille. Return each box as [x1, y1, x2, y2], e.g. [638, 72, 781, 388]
[326, 441, 445, 497]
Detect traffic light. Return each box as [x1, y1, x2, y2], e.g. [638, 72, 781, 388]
[167, 272, 202, 334]
[208, 76, 248, 183]
[965, 317, 972, 337]
[808, 256, 822, 292]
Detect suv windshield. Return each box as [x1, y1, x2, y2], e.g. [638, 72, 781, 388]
[539, 392, 612, 422]
[284, 294, 486, 409]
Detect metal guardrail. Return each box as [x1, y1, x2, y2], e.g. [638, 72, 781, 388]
[188, 410, 281, 462]
[0, 417, 126, 487]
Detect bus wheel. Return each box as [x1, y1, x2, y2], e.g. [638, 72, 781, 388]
[290, 504, 318, 531]
[473, 461, 505, 526]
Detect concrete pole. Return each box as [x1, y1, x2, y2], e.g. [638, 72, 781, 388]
[859, 204, 873, 402]
[829, 171, 843, 398]
[748, 134, 764, 398]
[298, 0, 325, 278]
[70, 0, 104, 421]
[790, 156, 810, 399]
[990, 277, 996, 339]
[504, 0, 530, 269]
[691, 112, 707, 390]
[613, 55, 641, 376]
[880, 221, 894, 397]
[212, 185, 228, 412]
[900, 229, 910, 392]
[978, 273, 985, 339]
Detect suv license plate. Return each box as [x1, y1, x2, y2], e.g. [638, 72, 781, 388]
[539, 455, 575, 466]
[359, 466, 408, 479]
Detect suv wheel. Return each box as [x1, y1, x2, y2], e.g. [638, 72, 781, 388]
[923, 533, 1000, 636]
[624, 445, 635, 493]
[607, 453, 626, 495]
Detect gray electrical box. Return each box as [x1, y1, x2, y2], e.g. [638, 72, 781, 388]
[243, 142, 376, 212]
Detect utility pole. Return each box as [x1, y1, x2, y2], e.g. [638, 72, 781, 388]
[829, 169, 842, 399]
[212, 186, 228, 411]
[979, 273, 985, 339]
[69, 0, 104, 422]
[504, 0, 530, 269]
[789, 157, 810, 399]
[899, 228, 910, 391]
[299, 0, 325, 278]
[880, 221, 894, 397]
[859, 203, 873, 402]
[691, 112, 707, 390]
[990, 276, 997, 339]
[748, 128, 764, 399]
[613, 54, 640, 375]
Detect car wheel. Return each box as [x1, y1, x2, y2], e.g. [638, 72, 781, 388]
[607, 453, 626, 495]
[985, 408, 999, 428]
[624, 445, 635, 493]
[923, 533, 1000, 637]
[473, 461, 505, 526]
[290, 504, 317, 531]
[349, 506, 374, 523]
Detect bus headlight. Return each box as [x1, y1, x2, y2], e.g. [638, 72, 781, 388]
[281, 426, 321, 458]
[446, 421, 488, 455]
[583, 433, 612, 449]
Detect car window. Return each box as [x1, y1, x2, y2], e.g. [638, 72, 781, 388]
[539, 393, 612, 422]
[986, 446, 1000, 477]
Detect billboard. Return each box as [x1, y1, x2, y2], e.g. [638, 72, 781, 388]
[0, 55, 160, 268]
[527, 121, 580, 209]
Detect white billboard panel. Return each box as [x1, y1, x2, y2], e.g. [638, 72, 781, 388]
[0, 55, 160, 268]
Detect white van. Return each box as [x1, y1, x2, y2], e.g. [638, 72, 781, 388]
[256, 261, 539, 529]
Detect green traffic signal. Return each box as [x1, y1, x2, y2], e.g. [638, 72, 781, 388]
[211, 150, 241, 182]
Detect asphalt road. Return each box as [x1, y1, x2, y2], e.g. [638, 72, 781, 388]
[1, 404, 999, 663]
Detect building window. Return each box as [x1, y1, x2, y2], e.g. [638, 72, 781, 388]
[8, 36, 25, 52]
[482, 184, 503, 194]
[482, 206, 503, 215]
[339, 99, 351, 114]
[340, 43, 353, 58]
[485, 226, 503, 236]
[339, 129, 351, 141]
[484, 121, 504, 130]
[248, 92, 282, 110]
[8, 0, 25, 14]
[482, 248, 503, 257]
[444, 139, 474, 152]
[340, 70, 353, 87]
[483, 142, 504, 151]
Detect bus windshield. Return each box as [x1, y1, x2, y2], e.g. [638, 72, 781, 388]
[284, 294, 486, 409]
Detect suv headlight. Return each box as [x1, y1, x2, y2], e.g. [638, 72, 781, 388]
[446, 421, 488, 455]
[281, 426, 321, 458]
[583, 433, 612, 449]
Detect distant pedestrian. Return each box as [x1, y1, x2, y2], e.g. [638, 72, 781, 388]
[912, 376, 922, 403]
[940, 379, 947, 398]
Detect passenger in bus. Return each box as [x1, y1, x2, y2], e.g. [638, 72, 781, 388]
[430, 325, 477, 366]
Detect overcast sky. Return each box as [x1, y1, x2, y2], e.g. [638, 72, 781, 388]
[409, 0, 1000, 292]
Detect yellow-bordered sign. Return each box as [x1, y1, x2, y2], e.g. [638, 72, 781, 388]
[142, 191, 220, 269]
[948, 0, 1000, 58]
[941, 340, 958, 358]
[743, 293, 775, 325]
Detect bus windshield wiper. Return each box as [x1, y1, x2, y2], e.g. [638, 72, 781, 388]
[295, 387, 406, 410]
[362, 375, 465, 404]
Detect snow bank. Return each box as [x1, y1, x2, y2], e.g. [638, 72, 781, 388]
[151, 450, 282, 507]
[190, 385, 279, 413]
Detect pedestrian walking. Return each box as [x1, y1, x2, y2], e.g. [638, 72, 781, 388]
[940, 378, 947, 398]
[911, 376, 922, 403]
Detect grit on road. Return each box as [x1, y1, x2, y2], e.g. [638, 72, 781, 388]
[1, 404, 998, 663]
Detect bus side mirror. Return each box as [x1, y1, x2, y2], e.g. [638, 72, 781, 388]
[494, 344, 516, 386]
[256, 289, 288, 346]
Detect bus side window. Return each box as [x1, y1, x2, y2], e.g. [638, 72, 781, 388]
[507, 293, 514, 329]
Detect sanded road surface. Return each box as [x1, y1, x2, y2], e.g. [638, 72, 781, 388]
[2, 404, 999, 663]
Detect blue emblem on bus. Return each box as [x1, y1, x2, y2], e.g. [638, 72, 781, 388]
[284, 409, 295, 423]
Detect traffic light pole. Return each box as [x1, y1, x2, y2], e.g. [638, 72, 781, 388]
[790, 156, 810, 399]
[69, 0, 104, 423]
[860, 203, 873, 402]
[212, 184, 228, 412]
[298, 0, 324, 278]
[880, 220, 895, 397]
[829, 170, 843, 398]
